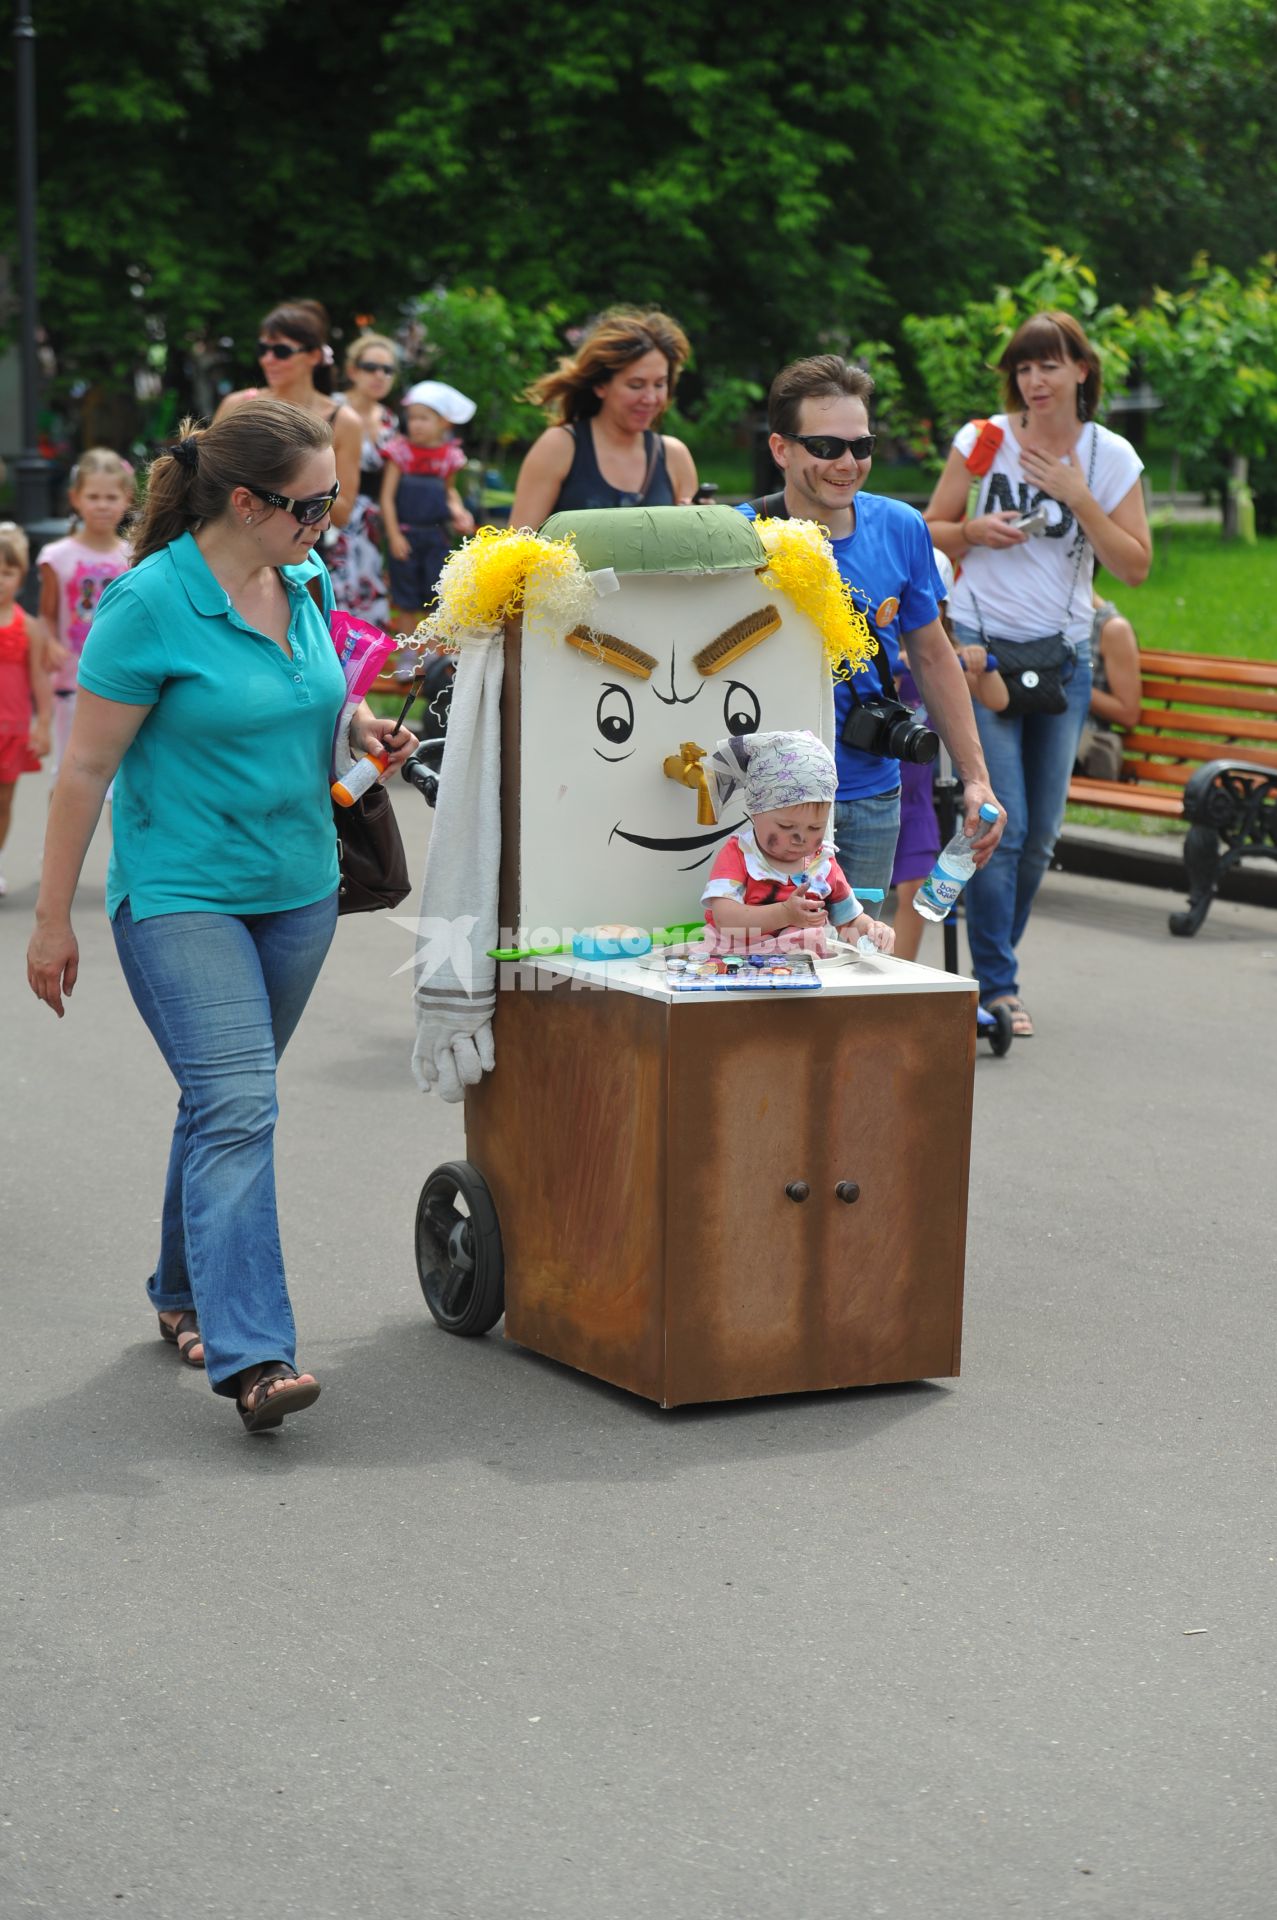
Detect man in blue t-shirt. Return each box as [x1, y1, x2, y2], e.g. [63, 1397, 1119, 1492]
[739, 355, 1003, 893]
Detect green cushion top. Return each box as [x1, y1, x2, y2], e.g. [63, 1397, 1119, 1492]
[539, 505, 767, 575]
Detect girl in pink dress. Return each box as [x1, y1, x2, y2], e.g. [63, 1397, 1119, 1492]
[0, 524, 52, 897]
[37, 448, 134, 775]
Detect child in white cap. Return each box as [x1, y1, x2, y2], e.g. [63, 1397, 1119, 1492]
[381, 379, 478, 635]
[701, 730, 894, 954]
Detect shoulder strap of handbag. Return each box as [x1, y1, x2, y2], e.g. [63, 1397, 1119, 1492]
[747, 489, 789, 518]
[966, 423, 1098, 648]
[964, 418, 1005, 519]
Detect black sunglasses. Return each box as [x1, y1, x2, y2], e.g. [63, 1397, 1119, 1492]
[783, 432, 876, 461]
[242, 479, 341, 526]
[257, 340, 308, 360]
[355, 359, 396, 375]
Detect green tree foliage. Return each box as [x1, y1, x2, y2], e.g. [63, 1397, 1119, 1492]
[1047, 0, 1277, 303]
[1132, 257, 1277, 537]
[1, 0, 1274, 451]
[0, 0, 395, 398]
[407, 286, 568, 467]
[374, 6, 883, 380]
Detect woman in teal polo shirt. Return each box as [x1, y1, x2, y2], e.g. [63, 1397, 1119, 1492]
[27, 399, 417, 1432]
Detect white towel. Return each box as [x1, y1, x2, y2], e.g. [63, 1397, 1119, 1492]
[411, 627, 504, 1102]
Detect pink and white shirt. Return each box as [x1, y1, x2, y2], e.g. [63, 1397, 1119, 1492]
[39, 535, 130, 693]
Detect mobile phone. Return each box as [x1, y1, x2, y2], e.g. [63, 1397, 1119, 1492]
[1013, 506, 1049, 536]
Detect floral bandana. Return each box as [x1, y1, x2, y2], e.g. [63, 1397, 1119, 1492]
[707, 729, 837, 820]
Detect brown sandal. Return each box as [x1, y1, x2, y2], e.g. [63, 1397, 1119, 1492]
[158, 1310, 205, 1368]
[237, 1363, 321, 1434]
[985, 994, 1034, 1038]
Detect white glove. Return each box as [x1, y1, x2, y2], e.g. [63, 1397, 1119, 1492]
[413, 1021, 497, 1104]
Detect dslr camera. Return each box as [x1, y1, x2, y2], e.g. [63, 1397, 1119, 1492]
[841, 696, 939, 765]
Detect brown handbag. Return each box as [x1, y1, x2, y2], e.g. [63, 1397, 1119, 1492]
[334, 776, 411, 914]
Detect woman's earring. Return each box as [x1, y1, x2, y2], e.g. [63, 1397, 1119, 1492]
[1020, 410, 1029, 428]
[245, 515, 254, 526]
[1077, 387, 1089, 423]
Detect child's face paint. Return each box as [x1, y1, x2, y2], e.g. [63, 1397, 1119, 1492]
[751, 802, 830, 869]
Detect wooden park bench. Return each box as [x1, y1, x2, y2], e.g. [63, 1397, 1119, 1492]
[1067, 648, 1277, 935]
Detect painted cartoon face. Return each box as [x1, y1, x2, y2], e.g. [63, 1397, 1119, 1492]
[517, 568, 835, 937]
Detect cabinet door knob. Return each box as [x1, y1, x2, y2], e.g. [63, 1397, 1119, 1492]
[835, 1181, 861, 1204]
[785, 1181, 810, 1203]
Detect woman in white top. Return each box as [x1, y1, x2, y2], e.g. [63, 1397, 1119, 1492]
[924, 311, 1151, 1035]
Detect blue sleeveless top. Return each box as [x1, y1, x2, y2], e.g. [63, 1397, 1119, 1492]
[550, 422, 674, 513]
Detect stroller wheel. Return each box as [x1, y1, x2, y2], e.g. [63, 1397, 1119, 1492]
[415, 1160, 505, 1335]
[987, 1002, 1015, 1057]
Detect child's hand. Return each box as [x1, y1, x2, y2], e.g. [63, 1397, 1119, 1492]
[957, 643, 988, 675]
[777, 889, 828, 931]
[850, 913, 895, 954]
[449, 506, 476, 535]
[388, 531, 411, 562]
[29, 720, 51, 759]
[44, 638, 70, 672]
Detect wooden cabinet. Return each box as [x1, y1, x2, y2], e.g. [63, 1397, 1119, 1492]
[465, 959, 976, 1407]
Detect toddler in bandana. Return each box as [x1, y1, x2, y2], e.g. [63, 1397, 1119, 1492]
[700, 730, 894, 955]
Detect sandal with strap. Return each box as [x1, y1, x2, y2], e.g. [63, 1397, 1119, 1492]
[986, 994, 1034, 1038]
[158, 1310, 205, 1368]
[237, 1362, 321, 1434]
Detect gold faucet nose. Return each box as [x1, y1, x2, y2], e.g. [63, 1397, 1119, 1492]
[663, 741, 717, 826]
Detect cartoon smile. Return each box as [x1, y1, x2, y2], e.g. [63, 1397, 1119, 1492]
[610, 816, 745, 871]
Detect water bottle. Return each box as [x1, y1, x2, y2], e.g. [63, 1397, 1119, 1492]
[851, 886, 885, 954]
[913, 803, 1001, 922]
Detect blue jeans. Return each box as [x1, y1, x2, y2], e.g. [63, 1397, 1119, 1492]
[112, 893, 338, 1395]
[956, 628, 1092, 1003]
[833, 785, 902, 897]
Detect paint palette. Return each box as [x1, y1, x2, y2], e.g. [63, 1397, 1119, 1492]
[663, 952, 822, 993]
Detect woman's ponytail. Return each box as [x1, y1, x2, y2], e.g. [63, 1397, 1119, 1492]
[131, 418, 206, 565]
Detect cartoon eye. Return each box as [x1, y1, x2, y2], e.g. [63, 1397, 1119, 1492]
[723, 681, 761, 735]
[596, 683, 634, 747]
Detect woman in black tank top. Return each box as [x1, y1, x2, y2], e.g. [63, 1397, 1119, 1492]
[510, 306, 698, 529]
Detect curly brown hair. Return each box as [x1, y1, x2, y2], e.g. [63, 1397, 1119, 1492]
[526, 307, 691, 425]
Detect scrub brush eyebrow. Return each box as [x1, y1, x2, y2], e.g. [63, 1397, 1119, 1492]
[565, 626, 657, 680]
[693, 606, 782, 676]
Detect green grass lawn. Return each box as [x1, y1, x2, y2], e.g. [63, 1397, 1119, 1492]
[1099, 524, 1277, 660]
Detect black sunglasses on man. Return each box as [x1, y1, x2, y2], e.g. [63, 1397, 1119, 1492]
[780, 432, 876, 461]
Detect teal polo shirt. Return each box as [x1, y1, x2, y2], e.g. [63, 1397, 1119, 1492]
[78, 532, 347, 921]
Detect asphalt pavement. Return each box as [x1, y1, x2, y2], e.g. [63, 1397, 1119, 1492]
[2, 772, 1273, 1920]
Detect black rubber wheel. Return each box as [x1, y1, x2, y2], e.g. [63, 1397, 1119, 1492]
[414, 1160, 504, 1336]
[987, 1002, 1015, 1057]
